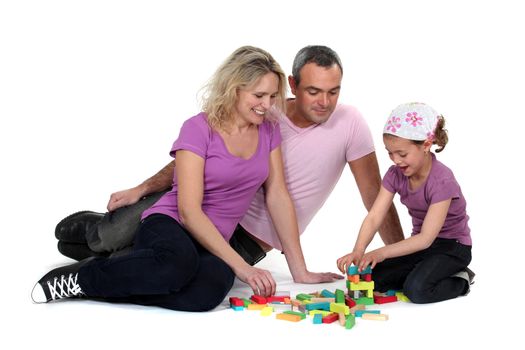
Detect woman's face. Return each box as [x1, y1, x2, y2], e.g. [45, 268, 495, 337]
[234, 72, 279, 126]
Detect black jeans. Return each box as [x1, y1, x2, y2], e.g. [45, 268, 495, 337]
[372, 238, 472, 304]
[78, 214, 235, 311]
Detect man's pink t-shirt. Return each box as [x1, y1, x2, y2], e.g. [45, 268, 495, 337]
[240, 104, 375, 250]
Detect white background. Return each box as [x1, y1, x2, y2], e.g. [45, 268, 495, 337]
[1, 0, 523, 348]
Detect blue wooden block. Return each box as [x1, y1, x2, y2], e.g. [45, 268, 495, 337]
[355, 309, 381, 317]
[313, 313, 323, 324]
[347, 265, 359, 275]
[360, 265, 372, 275]
[305, 302, 331, 311]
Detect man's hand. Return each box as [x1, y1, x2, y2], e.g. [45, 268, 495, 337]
[293, 271, 344, 284]
[107, 186, 144, 211]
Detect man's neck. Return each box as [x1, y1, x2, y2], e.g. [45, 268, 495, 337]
[285, 99, 315, 128]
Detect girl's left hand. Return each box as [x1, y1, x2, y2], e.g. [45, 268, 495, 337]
[359, 249, 386, 271]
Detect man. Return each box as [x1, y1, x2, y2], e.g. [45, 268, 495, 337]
[56, 45, 404, 282]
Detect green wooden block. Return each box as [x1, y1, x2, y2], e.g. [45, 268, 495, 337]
[335, 289, 345, 304]
[345, 314, 356, 329]
[296, 293, 313, 301]
[355, 297, 374, 305]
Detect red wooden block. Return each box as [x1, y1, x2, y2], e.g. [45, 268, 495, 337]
[364, 274, 372, 282]
[267, 296, 287, 303]
[373, 295, 398, 304]
[229, 297, 244, 307]
[251, 295, 268, 304]
[345, 296, 356, 308]
[322, 313, 339, 324]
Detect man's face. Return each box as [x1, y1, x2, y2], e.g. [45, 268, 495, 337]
[289, 62, 342, 126]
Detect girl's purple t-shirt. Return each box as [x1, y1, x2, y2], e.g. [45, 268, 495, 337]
[142, 112, 282, 241]
[382, 153, 472, 246]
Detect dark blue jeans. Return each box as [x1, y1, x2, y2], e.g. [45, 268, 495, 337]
[372, 238, 472, 304]
[78, 214, 235, 311]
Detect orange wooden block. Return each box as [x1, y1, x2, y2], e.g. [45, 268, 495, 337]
[276, 313, 302, 322]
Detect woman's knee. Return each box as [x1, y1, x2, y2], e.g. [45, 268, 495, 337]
[196, 262, 235, 310]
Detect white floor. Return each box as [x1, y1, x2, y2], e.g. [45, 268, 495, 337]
[5, 245, 515, 350]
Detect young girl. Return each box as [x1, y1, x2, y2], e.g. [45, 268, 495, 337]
[337, 102, 473, 304]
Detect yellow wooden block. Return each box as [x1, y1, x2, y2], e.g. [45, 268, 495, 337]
[396, 292, 410, 302]
[349, 281, 375, 291]
[309, 310, 331, 317]
[247, 303, 268, 310]
[260, 306, 274, 316]
[362, 313, 389, 321]
[330, 302, 350, 315]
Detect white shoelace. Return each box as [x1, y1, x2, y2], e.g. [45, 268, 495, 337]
[47, 273, 83, 300]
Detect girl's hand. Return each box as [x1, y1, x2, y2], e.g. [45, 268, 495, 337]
[336, 250, 364, 274]
[234, 265, 276, 297]
[359, 248, 386, 271]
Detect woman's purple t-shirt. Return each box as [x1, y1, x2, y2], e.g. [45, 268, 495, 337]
[142, 112, 282, 241]
[382, 153, 472, 246]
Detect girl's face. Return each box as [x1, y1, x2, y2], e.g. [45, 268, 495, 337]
[234, 72, 279, 126]
[383, 135, 431, 178]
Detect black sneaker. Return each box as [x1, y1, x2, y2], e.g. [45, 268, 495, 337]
[31, 258, 94, 303]
[55, 211, 105, 243]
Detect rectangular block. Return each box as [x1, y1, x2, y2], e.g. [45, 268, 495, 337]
[355, 309, 381, 317]
[345, 314, 356, 329]
[362, 313, 389, 321]
[322, 313, 339, 324]
[276, 313, 302, 322]
[350, 281, 375, 291]
[283, 310, 306, 319]
[330, 302, 350, 315]
[374, 295, 398, 304]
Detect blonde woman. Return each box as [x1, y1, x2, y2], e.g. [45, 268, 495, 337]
[33, 46, 297, 311]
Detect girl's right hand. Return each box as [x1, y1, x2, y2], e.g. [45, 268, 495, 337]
[234, 265, 276, 297]
[336, 250, 364, 274]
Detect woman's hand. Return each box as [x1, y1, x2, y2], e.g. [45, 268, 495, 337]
[234, 265, 276, 297]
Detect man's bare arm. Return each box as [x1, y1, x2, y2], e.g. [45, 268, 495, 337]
[106, 160, 175, 211]
[348, 152, 404, 244]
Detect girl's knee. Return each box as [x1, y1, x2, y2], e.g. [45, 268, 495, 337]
[403, 278, 432, 304]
